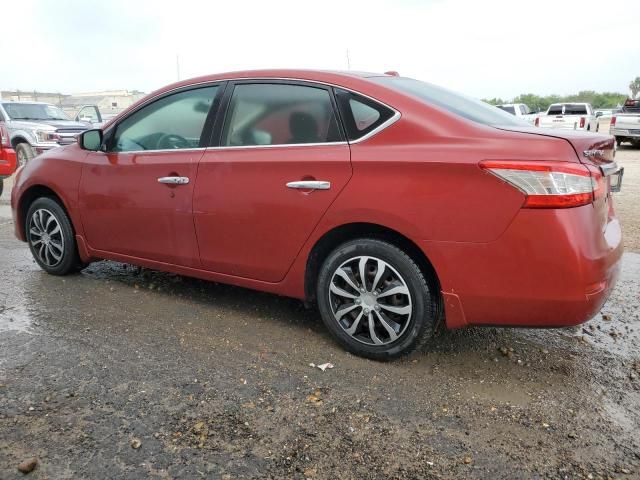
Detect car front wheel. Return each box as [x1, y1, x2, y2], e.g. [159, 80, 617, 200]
[16, 143, 34, 167]
[317, 239, 438, 360]
[26, 197, 82, 275]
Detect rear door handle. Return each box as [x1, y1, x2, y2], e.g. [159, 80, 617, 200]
[158, 176, 190, 185]
[286, 180, 331, 190]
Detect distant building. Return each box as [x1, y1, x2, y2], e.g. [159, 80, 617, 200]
[0, 89, 146, 116]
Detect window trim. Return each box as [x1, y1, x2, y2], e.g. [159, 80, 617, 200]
[102, 77, 401, 152]
[102, 82, 226, 153]
[210, 79, 347, 149]
[335, 89, 400, 144]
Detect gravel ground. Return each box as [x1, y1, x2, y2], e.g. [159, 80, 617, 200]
[0, 147, 639, 479]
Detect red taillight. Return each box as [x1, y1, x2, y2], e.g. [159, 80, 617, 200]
[610, 116, 617, 127]
[579, 117, 585, 128]
[534, 117, 540, 127]
[480, 160, 598, 208]
[0, 124, 10, 149]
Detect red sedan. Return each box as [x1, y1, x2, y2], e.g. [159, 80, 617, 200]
[10, 70, 624, 359]
[0, 122, 17, 196]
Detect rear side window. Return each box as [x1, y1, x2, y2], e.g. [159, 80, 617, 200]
[497, 105, 516, 115]
[221, 83, 343, 147]
[110, 86, 218, 152]
[548, 105, 563, 115]
[335, 89, 395, 141]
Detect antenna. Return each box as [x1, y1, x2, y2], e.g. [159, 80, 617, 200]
[346, 49, 351, 70]
[176, 54, 181, 81]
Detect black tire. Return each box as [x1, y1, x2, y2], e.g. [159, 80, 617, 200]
[16, 143, 34, 167]
[0, 178, 3, 197]
[26, 197, 82, 275]
[317, 239, 438, 360]
[632, 140, 640, 149]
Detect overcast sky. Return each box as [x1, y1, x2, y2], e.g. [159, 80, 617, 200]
[2, 0, 638, 100]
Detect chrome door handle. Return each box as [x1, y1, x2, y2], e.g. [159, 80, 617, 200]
[158, 176, 190, 185]
[286, 180, 331, 190]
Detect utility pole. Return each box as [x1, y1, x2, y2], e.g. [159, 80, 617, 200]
[176, 54, 181, 81]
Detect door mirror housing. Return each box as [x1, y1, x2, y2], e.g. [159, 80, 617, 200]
[78, 129, 103, 151]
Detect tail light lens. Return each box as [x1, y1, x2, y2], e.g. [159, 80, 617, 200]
[0, 124, 10, 148]
[610, 116, 617, 127]
[579, 117, 586, 128]
[534, 117, 540, 127]
[480, 160, 599, 208]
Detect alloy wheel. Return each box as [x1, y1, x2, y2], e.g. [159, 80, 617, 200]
[28, 208, 65, 267]
[328, 256, 413, 346]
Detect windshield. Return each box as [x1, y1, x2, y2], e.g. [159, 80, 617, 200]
[2, 102, 70, 121]
[371, 77, 527, 127]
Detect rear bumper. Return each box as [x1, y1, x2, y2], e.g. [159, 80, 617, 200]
[612, 128, 640, 139]
[424, 203, 623, 329]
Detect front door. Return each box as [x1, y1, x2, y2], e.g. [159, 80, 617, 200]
[194, 82, 352, 282]
[79, 85, 220, 267]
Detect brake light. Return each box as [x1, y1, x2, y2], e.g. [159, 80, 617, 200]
[610, 116, 616, 127]
[0, 124, 10, 148]
[534, 117, 540, 127]
[579, 117, 585, 128]
[480, 160, 599, 208]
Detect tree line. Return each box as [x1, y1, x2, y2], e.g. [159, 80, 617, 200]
[482, 91, 629, 112]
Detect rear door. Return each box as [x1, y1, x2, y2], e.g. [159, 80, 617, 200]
[193, 81, 351, 282]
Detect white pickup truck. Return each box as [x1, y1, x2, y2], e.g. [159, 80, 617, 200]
[535, 103, 597, 131]
[610, 98, 640, 147]
[495, 103, 538, 124]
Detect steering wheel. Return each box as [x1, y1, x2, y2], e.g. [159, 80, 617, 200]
[157, 133, 189, 150]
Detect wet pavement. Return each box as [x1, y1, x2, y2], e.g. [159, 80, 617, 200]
[1, 148, 639, 479]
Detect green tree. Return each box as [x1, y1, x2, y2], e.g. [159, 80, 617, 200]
[630, 77, 640, 99]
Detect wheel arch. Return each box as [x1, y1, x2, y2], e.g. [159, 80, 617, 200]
[11, 136, 29, 149]
[18, 184, 74, 239]
[304, 222, 442, 306]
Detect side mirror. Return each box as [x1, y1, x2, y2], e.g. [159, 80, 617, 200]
[78, 129, 103, 151]
[595, 112, 603, 118]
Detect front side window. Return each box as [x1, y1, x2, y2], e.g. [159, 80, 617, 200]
[222, 83, 343, 147]
[110, 86, 218, 152]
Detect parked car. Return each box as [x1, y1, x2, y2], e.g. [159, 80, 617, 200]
[0, 122, 17, 196]
[10, 70, 624, 359]
[71, 104, 117, 129]
[610, 98, 640, 147]
[495, 103, 538, 124]
[595, 108, 622, 133]
[535, 103, 597, 131]
[0, 101, 92, 166]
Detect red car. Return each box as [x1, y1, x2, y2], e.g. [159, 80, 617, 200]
[10, 70, 624, 359]
[0, 122, 18, 196]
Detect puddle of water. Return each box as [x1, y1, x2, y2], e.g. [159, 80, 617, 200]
[0, 302, 34, 333]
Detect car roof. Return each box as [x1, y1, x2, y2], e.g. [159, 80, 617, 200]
[0, 100, 53, 105]
[151, 69, 394, 96]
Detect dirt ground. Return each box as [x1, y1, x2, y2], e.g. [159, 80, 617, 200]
[1, 147, 639, 479]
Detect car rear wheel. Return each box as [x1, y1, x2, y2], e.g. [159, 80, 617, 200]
[317, 239, 438, 360]
[26, 197, 82, 275]
[16, 143, 34, 167]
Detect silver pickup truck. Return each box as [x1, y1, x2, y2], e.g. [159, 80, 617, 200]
[0, 101, 92, 166]
[611, 98, 640, 147]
